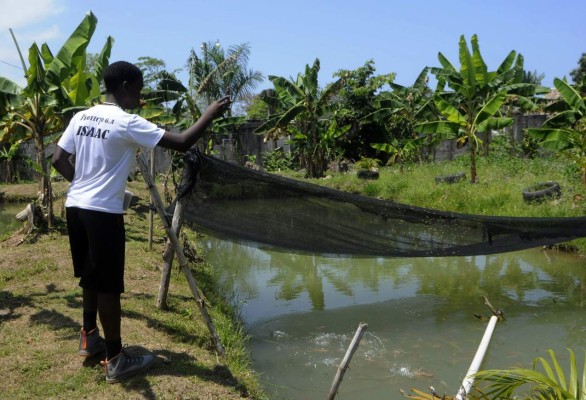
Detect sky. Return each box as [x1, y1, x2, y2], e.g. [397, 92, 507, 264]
[0, 0, 585, 93]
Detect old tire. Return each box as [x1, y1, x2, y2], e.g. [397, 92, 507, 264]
[357, 170, 379, 180]
[522, 182, 561, 203]
[435, 172, 466, 184]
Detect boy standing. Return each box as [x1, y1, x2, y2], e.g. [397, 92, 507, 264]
[51, 61, 230, 383]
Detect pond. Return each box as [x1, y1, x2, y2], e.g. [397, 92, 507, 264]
[202, 237, 586, 399]
[0, 202, 27, 236]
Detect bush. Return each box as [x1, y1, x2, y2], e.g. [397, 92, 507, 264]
[262, 150, 295, 172]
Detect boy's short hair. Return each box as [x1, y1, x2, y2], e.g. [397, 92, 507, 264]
[103, 61, 143, 93]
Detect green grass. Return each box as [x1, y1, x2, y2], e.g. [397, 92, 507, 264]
[0, 180, 267, 400]
[305, 154, 585, 217]
[292, 153, 586, 253]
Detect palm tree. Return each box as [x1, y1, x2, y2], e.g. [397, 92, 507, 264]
[186, 42, 263, 114]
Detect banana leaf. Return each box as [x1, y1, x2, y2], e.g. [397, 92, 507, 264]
[496, 50, 517, 75]
[0, 77, 21, 95]
[555, 78, 586, 113]
[434, 96, 466, 124]
[458, 35, 477, 98]
[470, 34, 489, 88]
[46, 11, 97, 88]
[474, 90, 507, 126]
[414, 120, 460, 136]
[526, 128, 575, 150]
[477, 117, 514, 133]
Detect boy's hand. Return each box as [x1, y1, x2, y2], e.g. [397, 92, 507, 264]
[207, 96, 232, 118]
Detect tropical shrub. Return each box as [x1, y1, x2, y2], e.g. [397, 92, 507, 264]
[527, 77, 586, 187]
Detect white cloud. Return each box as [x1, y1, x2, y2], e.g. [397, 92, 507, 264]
[0, 0, 65, 85]
[0, 0, 64, 30]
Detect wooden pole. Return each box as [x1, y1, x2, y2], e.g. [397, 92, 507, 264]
[156, 149, 194, 309]
[327, 322, 368, 400]
[148, 149, 155, 251]
[9, 28, 27, 74]
[156, 200, 184, 310]
[137, 152, 225, 358]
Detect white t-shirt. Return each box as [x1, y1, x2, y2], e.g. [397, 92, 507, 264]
[58, 104, 165, 213]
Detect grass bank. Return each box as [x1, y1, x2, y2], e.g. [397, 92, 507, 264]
[0, 179, 267, 400]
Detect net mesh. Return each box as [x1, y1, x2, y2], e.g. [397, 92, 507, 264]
[174, 151, 586, 258]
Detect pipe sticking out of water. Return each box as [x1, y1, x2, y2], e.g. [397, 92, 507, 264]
[456, 315, 499, 399]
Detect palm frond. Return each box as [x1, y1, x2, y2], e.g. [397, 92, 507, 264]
[474, 349, 585, 399]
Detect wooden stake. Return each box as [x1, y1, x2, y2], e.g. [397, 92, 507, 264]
[156, 199, 184, 310]
[156, 150, 193, 309]
[148, 149, 155, 251]
[137, 152, 225, 358]
[328, 322, 368, 400]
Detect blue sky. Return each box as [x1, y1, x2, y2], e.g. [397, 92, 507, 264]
[1, 0, 585, 92]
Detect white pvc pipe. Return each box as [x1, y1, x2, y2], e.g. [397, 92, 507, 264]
[456, 315, 499, 400]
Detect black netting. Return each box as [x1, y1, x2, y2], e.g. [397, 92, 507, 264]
[175, 153, 586, 258]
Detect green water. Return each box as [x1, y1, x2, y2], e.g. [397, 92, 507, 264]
[0, 202, 27, 236]
[203, 238, 586, 399]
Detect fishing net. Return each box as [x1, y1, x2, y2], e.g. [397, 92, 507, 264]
[173, 150, 586, 258]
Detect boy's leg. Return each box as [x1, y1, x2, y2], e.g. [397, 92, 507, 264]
[98, 291, 155, 384]
[98, 292, 122, 359]
[82, 288, 98, 332]
[67, 208, 106, 357]
[79, 289, 105, 356]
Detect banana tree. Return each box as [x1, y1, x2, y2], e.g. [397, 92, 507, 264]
[367, 67, 437, 162]
[0, 11, 113, 226]
[255, 58, 346, 178]
[372, 136, 426, 173]
[527, 77, 586, 187]
[415, 34, 536, 183]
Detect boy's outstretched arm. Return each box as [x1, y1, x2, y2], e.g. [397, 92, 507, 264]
[157, 96, 231, 152]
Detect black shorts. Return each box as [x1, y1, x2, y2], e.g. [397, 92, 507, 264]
[66, 207, 125, 293]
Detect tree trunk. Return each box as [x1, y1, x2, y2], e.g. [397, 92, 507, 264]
[34, 132, 53, 228]
[482, 131, 490, 157]
[469, 142, 478, 183]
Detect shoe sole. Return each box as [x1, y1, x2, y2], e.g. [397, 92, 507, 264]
[105, 357, 155, 384]
[78, 348, 105, 357]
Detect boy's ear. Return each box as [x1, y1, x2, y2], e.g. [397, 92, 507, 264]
[122, 81, 129, 91]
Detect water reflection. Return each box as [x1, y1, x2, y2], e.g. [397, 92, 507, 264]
[205, 239, 586, 324]
[204, 237, 586, 399]
[0, 202, 25, 236]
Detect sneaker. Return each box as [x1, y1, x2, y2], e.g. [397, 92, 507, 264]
[78, 327, 105, 357]
[100, 349, 155, 383]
